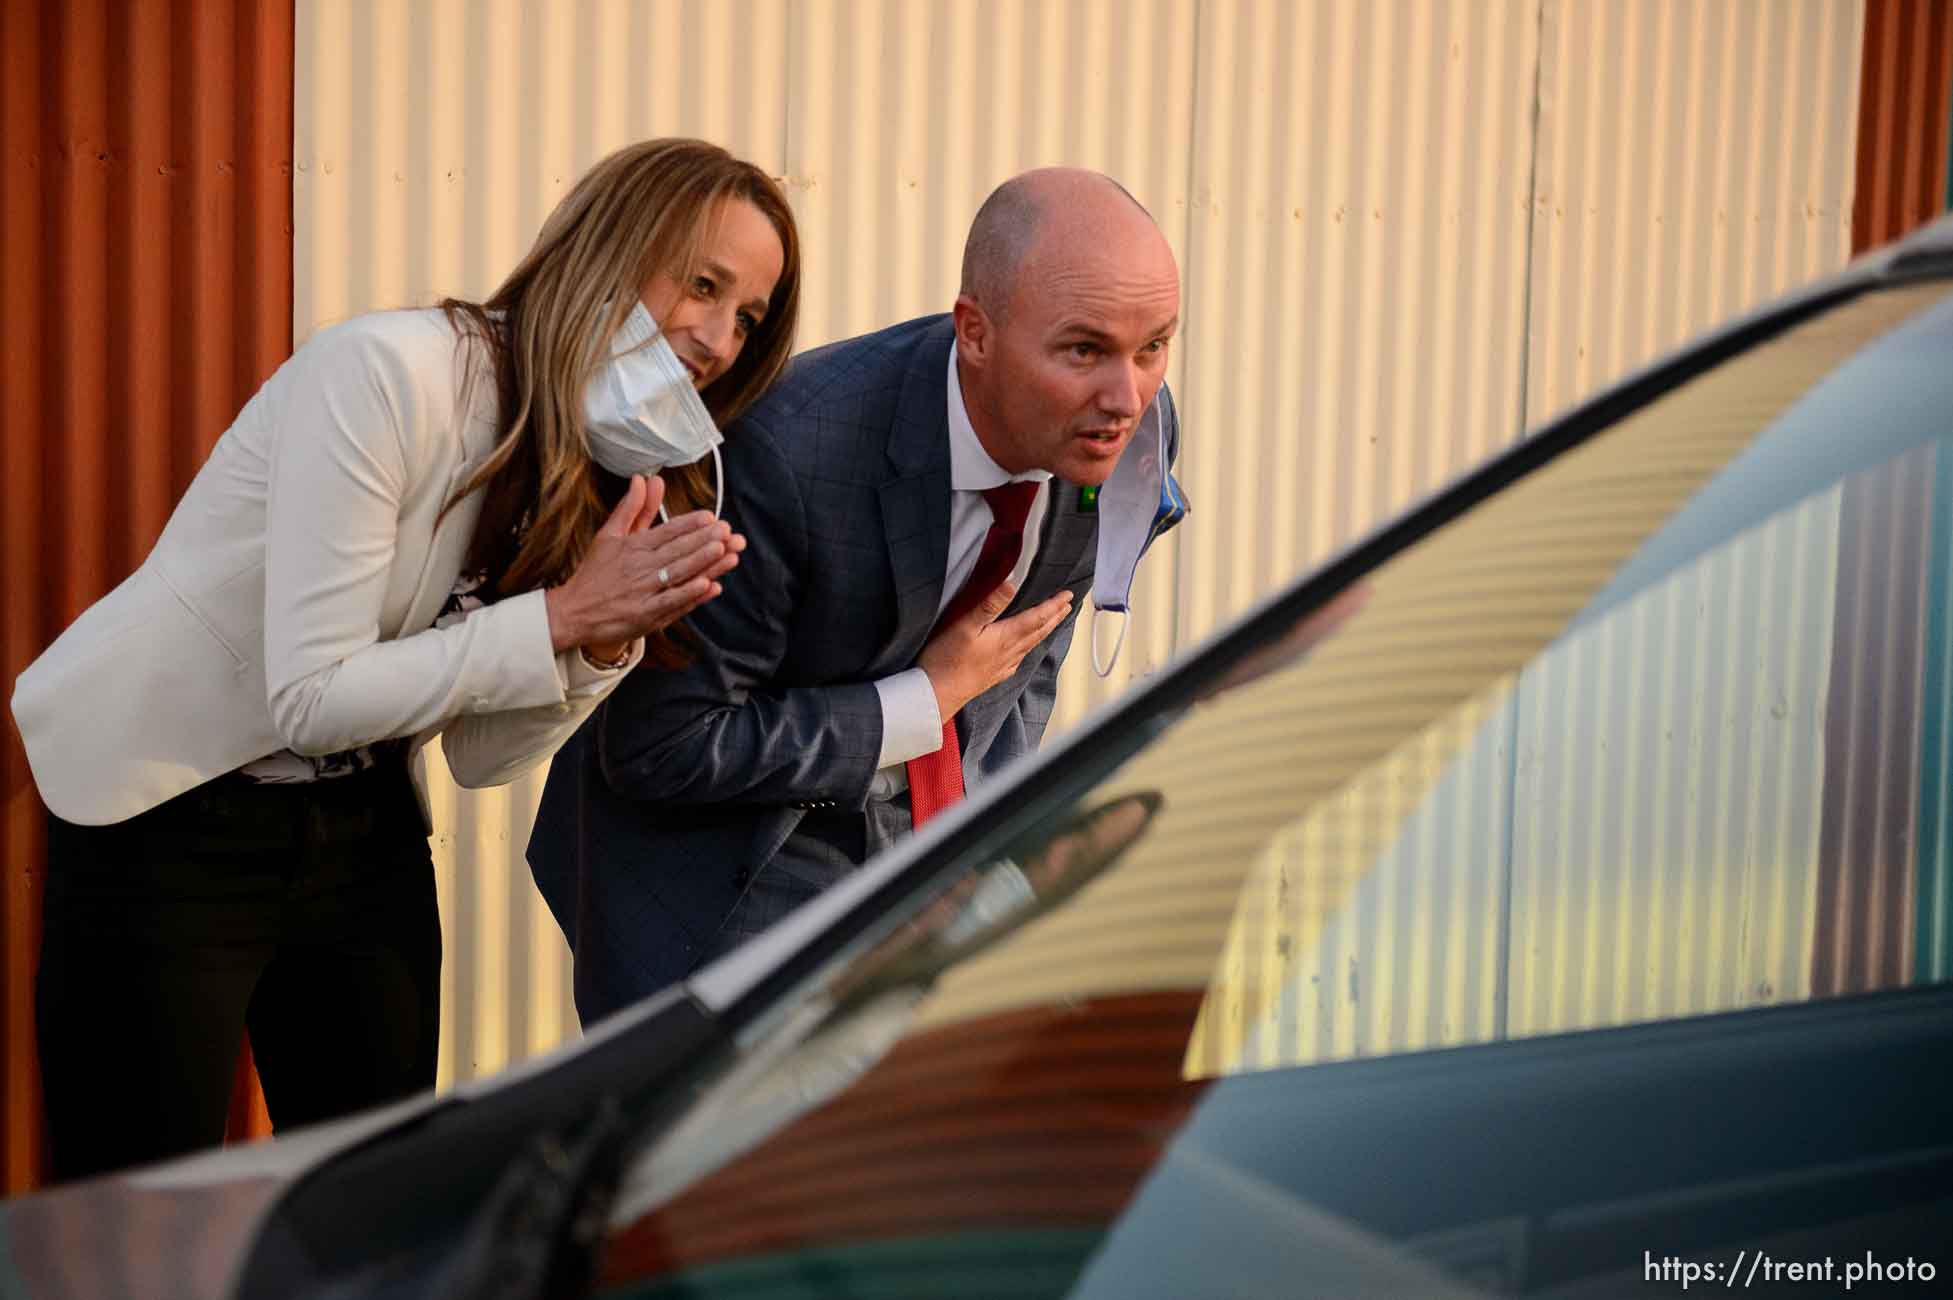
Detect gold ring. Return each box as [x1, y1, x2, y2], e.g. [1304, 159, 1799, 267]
[657, 566, 671, 588]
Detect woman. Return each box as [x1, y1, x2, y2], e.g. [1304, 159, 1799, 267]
[11, 138, 800, 1181]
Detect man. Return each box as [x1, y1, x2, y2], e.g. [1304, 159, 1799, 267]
[528, 168, 1185, 1021]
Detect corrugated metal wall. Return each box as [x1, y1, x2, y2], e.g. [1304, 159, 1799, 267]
[290, 0, 1901, 1094]
[1525, 0, 1863, 423]
[1853, 0, 1953, 246]
[1173, 0, 1540, 670]
[2, 1, 294, 1192]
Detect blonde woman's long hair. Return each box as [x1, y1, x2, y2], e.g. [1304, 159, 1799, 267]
[441, 138, 800, 660]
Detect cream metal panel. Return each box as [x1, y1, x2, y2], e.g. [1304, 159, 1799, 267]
[1174, 0, 1542, 653]
[1525, 0, 1863, 423]
[784, 0, 1197, 346]
[296, 0, 790, 336]
[420, 752, 573, 1086]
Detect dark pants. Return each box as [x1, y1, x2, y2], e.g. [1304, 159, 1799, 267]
[35, 761, 441, 1184]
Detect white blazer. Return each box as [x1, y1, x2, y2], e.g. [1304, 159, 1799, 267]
[11, 309, 640, 826]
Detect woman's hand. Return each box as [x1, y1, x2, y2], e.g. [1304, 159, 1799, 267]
[544, 474, 747, 660]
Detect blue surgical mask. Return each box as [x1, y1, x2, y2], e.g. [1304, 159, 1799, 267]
[1090, 391, 1188, 676]
[582, 301, 725, 518]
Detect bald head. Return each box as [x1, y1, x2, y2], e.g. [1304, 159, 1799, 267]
[959, 168, 1159, 321]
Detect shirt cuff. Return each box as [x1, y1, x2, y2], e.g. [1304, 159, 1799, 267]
[873, 668, 944, 768]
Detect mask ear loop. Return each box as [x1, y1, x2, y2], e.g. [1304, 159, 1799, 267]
[654, 444, 726, 525]
[1091, 603, 1130, 678]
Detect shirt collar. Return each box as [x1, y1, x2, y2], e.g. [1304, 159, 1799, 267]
[946, 341, 1052, 492]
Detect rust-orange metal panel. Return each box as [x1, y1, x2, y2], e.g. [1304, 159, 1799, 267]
[1, 0, 293, 1192]
[1853, 0, 1953, 248]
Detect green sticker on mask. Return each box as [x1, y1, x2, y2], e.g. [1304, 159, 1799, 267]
[1078, 484, 1100, 512]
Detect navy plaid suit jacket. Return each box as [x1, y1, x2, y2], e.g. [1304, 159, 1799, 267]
[527, 314, 1180, 1021]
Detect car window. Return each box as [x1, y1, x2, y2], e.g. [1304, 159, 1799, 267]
[909, 280, 1953, 1077]
[595, 280, 1953, 1296]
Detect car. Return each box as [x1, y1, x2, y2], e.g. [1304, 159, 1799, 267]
[6, 215, 1953, 1300]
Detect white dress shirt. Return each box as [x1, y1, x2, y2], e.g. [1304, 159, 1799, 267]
[870, 345, 1051, 776]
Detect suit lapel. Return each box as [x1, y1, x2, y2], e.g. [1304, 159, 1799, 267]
[879, 471, 950, 640]
[879, 319, 957, 647]
[1004, 479, 1097, 615]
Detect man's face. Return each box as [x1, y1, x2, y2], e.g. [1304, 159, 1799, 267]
[958, 227, 1181, 486]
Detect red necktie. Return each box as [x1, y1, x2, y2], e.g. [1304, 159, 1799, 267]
[906, 480, 1043, 828]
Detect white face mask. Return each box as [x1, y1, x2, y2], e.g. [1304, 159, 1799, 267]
[582, 301, 726, 518]
[1090, 391, 1188, 676]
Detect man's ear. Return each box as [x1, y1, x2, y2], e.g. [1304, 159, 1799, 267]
[952, 294, 991, 368]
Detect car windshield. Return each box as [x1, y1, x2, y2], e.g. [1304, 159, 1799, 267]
[594, 278, 1953, 1296]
